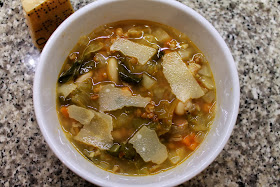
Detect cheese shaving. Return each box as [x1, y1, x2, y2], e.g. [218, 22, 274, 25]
[129, 126, 168, 164]
[74, 110, 113, 150]
[99, 84, 151, 112]
[162, 52, 205, 102]
[110, 38, 157, 65]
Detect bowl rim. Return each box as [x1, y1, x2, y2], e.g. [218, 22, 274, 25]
[33, 0, 240, 186]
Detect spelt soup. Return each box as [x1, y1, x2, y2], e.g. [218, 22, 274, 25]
[56, 20, 216, 175]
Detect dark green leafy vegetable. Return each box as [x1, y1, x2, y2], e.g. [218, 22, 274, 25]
[145, 122, 167, 136]
[142, 60, 162, 76]
[157, 50, 164, 59]
[119, 143, 137, 160]
[107, 143, 121, 157]
[146, 122, 160, 131]
[58, 60, 83, 83]
[79, 60, 95, 75]
[107, 143, 137, 160]
[154, 99, 178, 135]
[58, 95, 65, 104]
[118, 64, 142, 85]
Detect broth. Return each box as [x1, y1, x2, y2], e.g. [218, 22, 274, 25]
[56, 20, 216, 175]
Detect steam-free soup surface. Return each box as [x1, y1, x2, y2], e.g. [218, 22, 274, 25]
[56, 20, 216, 175]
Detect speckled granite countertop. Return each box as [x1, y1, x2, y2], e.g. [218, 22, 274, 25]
[0, 0, 279, 186]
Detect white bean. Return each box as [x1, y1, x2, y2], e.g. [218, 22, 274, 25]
[175, 101, 185, 115]
[107, 57, 119, 83]
[184, 100, 193, 111]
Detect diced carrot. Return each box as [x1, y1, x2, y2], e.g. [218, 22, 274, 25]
[166, 39, 178, 49]
[60, 106, 69, 118]
[202, 103, 212, 113]
[182, 135, 191, 146]
[190, 132, 196, 139]
[163, 39, 173, 48]
[182, 132, 199, 151]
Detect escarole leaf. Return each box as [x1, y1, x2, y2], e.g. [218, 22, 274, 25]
[118, 63, 142, 85]
[57, 83, 77, 98]
[83, 41, 104, 58]
[107, 143, 137, 160]
[154, 99, 178, 135]
[58, 60, 83, 84]
[71, 79, 95, 108]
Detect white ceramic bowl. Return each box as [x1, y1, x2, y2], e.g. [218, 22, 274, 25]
[33, 0, 240, 186]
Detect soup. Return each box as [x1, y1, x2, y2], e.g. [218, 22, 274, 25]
[56, 20, 216, 175]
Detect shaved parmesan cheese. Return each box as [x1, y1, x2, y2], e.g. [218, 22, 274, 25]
[99, 84, 151, 112]
[162, 52, 205, 102]
[110, 38, 157, 65]
[57, 83, 77, 98]
[129, 126, 168, 164]
[67, 105, 95, 125]
[74, 110, 113, 150]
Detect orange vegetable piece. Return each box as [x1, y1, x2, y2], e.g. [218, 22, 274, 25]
[182, 132, 199, 151]
[60, 106, 69, 118]
[202, 103, 212, 113]
[163, 39, 173, 47]
[182, 136, 191, 146]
